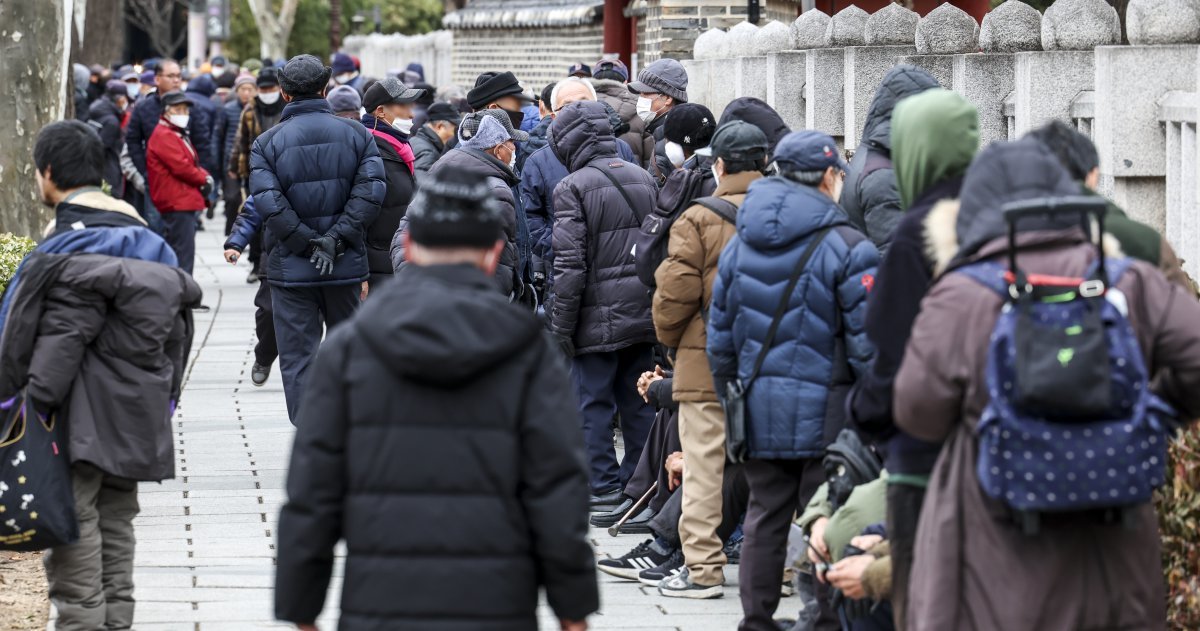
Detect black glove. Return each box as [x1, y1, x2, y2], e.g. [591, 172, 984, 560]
[308, 235, 338, 276]
[555, 335, 575, 359]
[200, 175, 214, 197]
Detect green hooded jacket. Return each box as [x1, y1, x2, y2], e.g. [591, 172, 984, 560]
[1081, 184, 1161, 265]
[890, 89, 980, 211]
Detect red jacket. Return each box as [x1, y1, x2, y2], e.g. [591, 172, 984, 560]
[147, 120, 208, 212]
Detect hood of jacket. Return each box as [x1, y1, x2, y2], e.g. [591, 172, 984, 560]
[357, 264, 542, 385]
[862, 64, 939, 152]
[52, 189, 147, 235]
[737, 176, 845, 251]
[891, 89, 979, 211]
[549, 100, 618, 172]
[719, 97, 791, 156]
[186, 74, 216, 98]
[438, 146, 518, 186]
[952, 137, 1084, 266]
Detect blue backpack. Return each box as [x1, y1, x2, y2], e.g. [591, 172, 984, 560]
[956, 199, 1177, 532]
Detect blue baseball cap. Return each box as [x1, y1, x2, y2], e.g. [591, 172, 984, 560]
[773, 130, 848, 172]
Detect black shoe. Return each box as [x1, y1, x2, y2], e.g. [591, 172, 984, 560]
[192, 304, 211, 313]
[589, 498, 634, 527]
[723, 538, 742, 565]
[251, 363, 271, 387]
[638, 548, 684, 586]
[608, 507, 655, 535]
[196, 222, 206, 232]
[589, 489, 624, 512]
[597, 539, 673, 581]
[246, 271, 260, 284]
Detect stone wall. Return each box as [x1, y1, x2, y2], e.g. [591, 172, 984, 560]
[343, 31, 455, 88]
[640, 0, 795, 64]
[680, 0, 1200, 277]
[450, 24, 605, 90]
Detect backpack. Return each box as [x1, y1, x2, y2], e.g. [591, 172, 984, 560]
[634, 167, 708, 288]
[956, 197, 1177, 533]
[693, 196, 738, 225]
[822, 428, 883, 513]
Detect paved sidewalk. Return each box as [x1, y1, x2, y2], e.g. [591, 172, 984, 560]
[96, 228, 749, 630]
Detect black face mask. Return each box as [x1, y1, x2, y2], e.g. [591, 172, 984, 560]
[501, 107, 524, 131]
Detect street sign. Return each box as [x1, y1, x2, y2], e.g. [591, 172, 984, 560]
[206, 0, 229, 41]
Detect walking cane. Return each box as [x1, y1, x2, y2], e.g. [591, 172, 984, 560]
[608, 481, 659, 537]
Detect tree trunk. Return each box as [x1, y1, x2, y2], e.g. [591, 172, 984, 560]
[330, 0, 341, 54]
[248, 0, 299, 61]
[0, 0, 67, 237]
[77, 0, 126, 66]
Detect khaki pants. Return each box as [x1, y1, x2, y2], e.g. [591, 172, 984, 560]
[44, 462, 140, 631]
[677, 400, 728, 586]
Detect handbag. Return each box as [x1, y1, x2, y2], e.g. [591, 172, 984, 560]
[724, 227, 833, 463]
[0, 392, 78, 551]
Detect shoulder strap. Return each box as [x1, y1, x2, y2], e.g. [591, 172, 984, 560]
[746, 226, 834, 384]
[694, 196, 738, 225]
[587, 164, 641, 223]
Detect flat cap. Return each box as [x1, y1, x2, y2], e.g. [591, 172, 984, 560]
[279, 54, 331, 96]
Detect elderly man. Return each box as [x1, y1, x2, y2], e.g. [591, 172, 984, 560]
[519, 77, 641, 295]
[249, 54, 385, 422]
[627, 58, 689, 177]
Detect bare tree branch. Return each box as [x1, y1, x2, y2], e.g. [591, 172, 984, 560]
[126, 0, 187, 58]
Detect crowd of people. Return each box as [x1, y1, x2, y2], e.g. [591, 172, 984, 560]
[7, 49, 1200, 631]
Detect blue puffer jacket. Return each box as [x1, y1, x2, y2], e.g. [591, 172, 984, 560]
[707, 177, 879, 459]
[224, 195, 260, 253]
[213, 98, 244, 176]
[250, 98, 385, 287]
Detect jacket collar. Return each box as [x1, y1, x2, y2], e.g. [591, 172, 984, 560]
[714, 170, 761, 197]
[417, 125, 445, 151]
[363, 113, 410, 144]
[281, 98, 333, 122]
[406, 262, 496, 291]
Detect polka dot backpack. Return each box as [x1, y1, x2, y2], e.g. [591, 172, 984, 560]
[956, 198, 1178, 533]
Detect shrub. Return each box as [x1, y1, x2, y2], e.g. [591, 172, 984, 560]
[0, 233, 36, 299]
[1158, 423, 1200, 629]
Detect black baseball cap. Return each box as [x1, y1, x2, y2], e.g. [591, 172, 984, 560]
[697, 120, 769, 162]
[568, 63, 592, 77]
[426, 102, 461, 125]
[663, 103, 716, 150]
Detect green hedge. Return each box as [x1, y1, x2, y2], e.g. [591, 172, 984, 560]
[1160, 425, 1200, 629]
[0, 233, 36, 299]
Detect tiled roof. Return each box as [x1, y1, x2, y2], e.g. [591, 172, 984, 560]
[443, 0, 604, 29]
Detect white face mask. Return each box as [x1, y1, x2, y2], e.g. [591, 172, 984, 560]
[126, 83, 140, 99]
[211, 66, 225, 78]
[665, 141, 686, 169]
[257, 90, 280, 105]
[711, 164, 721, 186]
[168, 114, 190, 129]
[505, 145, 517, 170]
[335, 72, 355, 85]
[636, 96, 657, 124]
[391, 117, 414, 135]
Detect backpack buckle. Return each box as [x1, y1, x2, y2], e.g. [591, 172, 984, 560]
[1008, 283, 1032, 300]
[1079, 279, 1106, 297]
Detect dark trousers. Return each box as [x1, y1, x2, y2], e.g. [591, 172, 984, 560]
[271, 283, 360, 422]
[626, 407, 681, 513]
[650, 462, 749, 549]
[740, 458, 825, 631]
[161, 210, 200, 275]
[570, 343, 656, 494]
[223, 174, 242, 236]
[253, 279, 279, 367]
[139, 191, 165, 235]
[886, 484, 926, 631]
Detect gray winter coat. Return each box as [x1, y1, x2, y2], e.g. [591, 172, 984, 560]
[840, 65, 939, 254]
[391, 147, 520, 296]
[409, 124, 446, 186]
[1, 253, 201, 481]
[548, 100, 658, 354]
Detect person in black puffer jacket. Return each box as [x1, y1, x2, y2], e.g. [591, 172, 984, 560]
[549, 99, 659, 503]
[87, 81, 132, 199]
[360, 77, 422, 288]
[840, 64, 938, 254]
[249, 54, 385, 422]
[275, 169, 599, 631]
